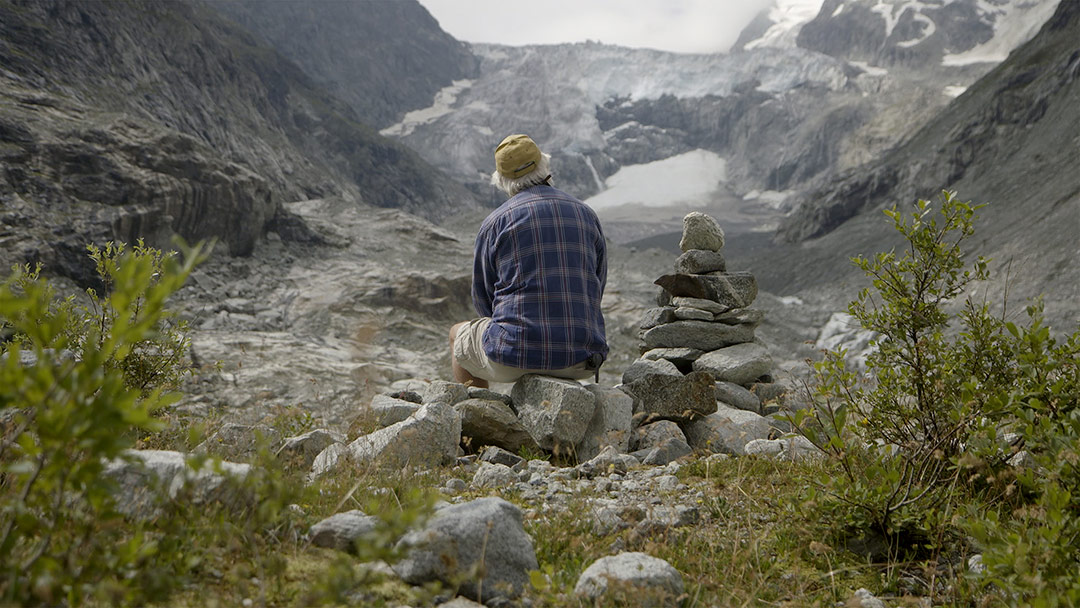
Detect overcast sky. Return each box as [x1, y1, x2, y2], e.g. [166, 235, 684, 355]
[416, 0, 774, 54]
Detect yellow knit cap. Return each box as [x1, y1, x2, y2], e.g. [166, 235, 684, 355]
[494, 134, 542, 179]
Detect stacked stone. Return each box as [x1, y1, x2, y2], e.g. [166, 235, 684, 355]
[621, 212, 780, 455]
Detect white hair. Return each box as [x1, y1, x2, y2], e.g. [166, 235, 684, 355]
[490, 152, 553, 197]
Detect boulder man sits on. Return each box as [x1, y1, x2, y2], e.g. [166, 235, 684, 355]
[450, 134, 608, 388]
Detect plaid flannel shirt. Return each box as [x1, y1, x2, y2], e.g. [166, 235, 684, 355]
[472, 184, 608, 370]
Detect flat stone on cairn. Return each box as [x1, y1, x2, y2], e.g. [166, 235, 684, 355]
[628, 211, 779, 452]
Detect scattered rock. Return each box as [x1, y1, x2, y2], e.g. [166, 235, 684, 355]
[103, 450, 251, 519]
[511, 375, 597, 454]
[574, 551, 684, 607]
[472, 462, 519, 489]
[422, 380, 470, 406]
[309, 510, 379, 552]
[744, 436, 822, 461]
[455, 398, 538, 454]
[681, 405, 771, 455]
[848, 588, 886, 608]
[578, 445, 639, 477]
[479, 446, 525, 469]
[635, 437, 693, 466]
[366, 394, 422, 428]
[394, 497, 538, 603]
[631, 420, 687, 451]
[575, 385, 634, 461]
[333, 402, 462, 471]
[276, 429, 344, 470]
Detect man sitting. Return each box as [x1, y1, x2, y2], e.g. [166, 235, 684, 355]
[449, 134, 608, 388]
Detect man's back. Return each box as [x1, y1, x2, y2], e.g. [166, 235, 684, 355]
[472, 184, 608, 371]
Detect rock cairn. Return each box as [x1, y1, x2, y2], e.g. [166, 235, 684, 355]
[623, 211, 785, 455]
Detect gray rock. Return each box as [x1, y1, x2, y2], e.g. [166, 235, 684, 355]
[621, 371, 717, 423]
[442, 478, 468, 494]
[276, 429, 344, 470]
[574, 552, 684, 607]
[640, 347, 704, 368]
[715, 381, 761, 412]
[641, 320, 756, 351]
[455, 398, 539, 454]
[631, 420, 687, 451]
[578, 446, 639, 479]
[674, 306, 713, 321]
[744, 436, 822, 461]
[310, 443, 349, 477]
[511, 375, 597, 455]
[674, 249, 726, 274]
[422, 380, 470, 406]
[479, 446, 525, 469]
[367, 394, 421, 428]
[635, 437, 693, 466]
[713, 307, 765, 326]
[472, 462, 519, 489]
[654, 272, 757, 309]
[670, 297, 729, 315]
[679, 211, 725, 252]
[466, 387, 514, 407]
[394, 497, 538, 603]
[640, 306, 677, 330]
[309, 510, 379, 552]
[681, 405, 771, 455]
[575, 385, 634, 461]
[750, 381, 789, 410]
[693, 343, 774, 385]
[344, 402, 461, 470]
[436, 598, 486, 608]
[852, 588, 886, 608]
[621, 358, 682, 385]
[194, 423, 282, 461]
[103, 450, 251, 519]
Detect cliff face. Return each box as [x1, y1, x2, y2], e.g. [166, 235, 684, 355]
[207, 0, 479, 129]
[770, 0, 1080, 330]
[0, 0, 478, 285]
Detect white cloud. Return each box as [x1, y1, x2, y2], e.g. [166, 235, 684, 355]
[418, 0, 774, 54]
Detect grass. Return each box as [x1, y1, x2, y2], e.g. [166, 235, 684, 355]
[86, 406, 998, 606]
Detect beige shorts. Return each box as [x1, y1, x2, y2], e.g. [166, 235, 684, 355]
[453, 318, 593, 384]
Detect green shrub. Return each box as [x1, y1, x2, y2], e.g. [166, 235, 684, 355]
[0, 239, 207, 605]
[787, 190, 1080, 603]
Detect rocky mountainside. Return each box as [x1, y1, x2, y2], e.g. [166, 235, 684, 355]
[0, 0, 478, 286]
[794, 0, 1061, 68]
[206, 0, 478, 129]
[768, 0, 1080, 332]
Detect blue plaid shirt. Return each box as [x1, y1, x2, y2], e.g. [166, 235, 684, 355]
[472, 184, 608, 370]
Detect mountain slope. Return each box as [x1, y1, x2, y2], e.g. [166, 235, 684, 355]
[0, 0, 478, 285]
[770, 0, 1080, 330]
[207, 0, 478, 129]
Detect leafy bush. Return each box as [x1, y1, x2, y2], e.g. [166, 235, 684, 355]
[788, 191, 1080, 602]
[0, 240, 207, 604]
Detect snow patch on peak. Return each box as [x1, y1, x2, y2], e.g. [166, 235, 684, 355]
[942, 0, 1061, 66]
[744, 0, 826, 49]
[381, 79, 474, 137]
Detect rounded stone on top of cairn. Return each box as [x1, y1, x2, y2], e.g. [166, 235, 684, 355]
[678, 211, 725, 253]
